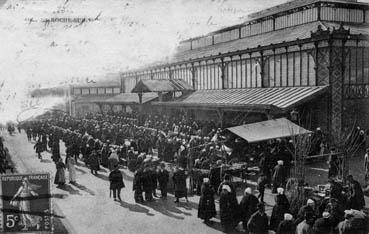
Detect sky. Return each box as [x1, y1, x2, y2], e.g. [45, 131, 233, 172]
[0, 0, 368, 123]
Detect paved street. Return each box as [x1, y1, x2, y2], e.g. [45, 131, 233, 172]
[2, 130, 245, 234]
[2, 130, 369, 234]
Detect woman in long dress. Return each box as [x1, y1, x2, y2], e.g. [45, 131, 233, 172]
[197, 178, 216, 223]
[54, 158, 66, 187]
[66, 156, 77, 184]
[11, 177, 42, 231]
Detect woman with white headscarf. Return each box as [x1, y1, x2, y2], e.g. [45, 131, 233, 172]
[197, 178, 216, 223]
[277, 213, 296, 234]
[239, 187, 259, 232]
[270, 187, 290, 231]
[10, 177, 42, 231]
[219, 185, 239, 233]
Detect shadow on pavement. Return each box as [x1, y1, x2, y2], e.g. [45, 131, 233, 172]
[140, 198, 191, 220]
[205, 221, 244, 234]
[95, 173, 109, 181]
[74, 167, 87, 175]
[57, 184, 81, 195]
[73, 182, 96, 196]
[119, 200, 154, 216]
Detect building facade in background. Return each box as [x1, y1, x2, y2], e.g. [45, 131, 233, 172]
[120, 0, 369, 140]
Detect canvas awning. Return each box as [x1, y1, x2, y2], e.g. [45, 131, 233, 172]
[227, 118, 311, 143]
[131, 79, 194, 93]
[95, 92, 157, 105]
[153, 86, 328, 112]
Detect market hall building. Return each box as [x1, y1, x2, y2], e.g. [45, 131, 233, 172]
[119, 0, 369, 141]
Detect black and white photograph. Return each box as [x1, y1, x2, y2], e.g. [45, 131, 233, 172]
[0, 0, 369, 233]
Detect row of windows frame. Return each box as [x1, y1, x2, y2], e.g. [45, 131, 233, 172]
[73, 87, 121, 95]
[122, 40, 369, 92]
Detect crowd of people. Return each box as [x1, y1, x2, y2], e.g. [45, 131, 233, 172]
[16, 110, 369, 233]
[0, 136, 14, 174]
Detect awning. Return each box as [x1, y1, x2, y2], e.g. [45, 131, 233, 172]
[131, 79, 194, 93]
[153, 86, 328, 112]
[227, 118, 311, 143]
[95, 92, 157, 105]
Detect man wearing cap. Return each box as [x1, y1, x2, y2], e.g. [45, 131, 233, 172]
[239, 187, 259, 232]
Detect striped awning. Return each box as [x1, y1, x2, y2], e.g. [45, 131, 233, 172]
[131, 79, 194, 93]
[95, 92, 157, 105]
[153, 86, 328, 112]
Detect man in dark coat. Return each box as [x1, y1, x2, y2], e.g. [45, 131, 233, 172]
[239, 187, 259, 232]
[51, 140, 61, 163]
[133, 167, 144, 203]
[209, 161, 222, 194]
[247, 203, 269, 234]
[100, 143, 111, 168]
[272, 160, 286, 193]
[109, 165, 125, 201]
[198, 178, 216, 223]
[173, 167, 188, 203]
[34, 139, 44, 160]
[157, 163, 169, 198]
[142, 165, 153, 202]
[150, 166, 158, 198]
[89, 149, 100, 175]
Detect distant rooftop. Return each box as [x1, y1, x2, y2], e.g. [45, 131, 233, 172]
[249, 0, 360, 20]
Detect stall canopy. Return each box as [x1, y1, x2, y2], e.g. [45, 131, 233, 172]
[227, 118, 311, 143]
[153, 86, 328, 112]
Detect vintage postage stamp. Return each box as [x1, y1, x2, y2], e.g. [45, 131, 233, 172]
[0, 173, 52, 233]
